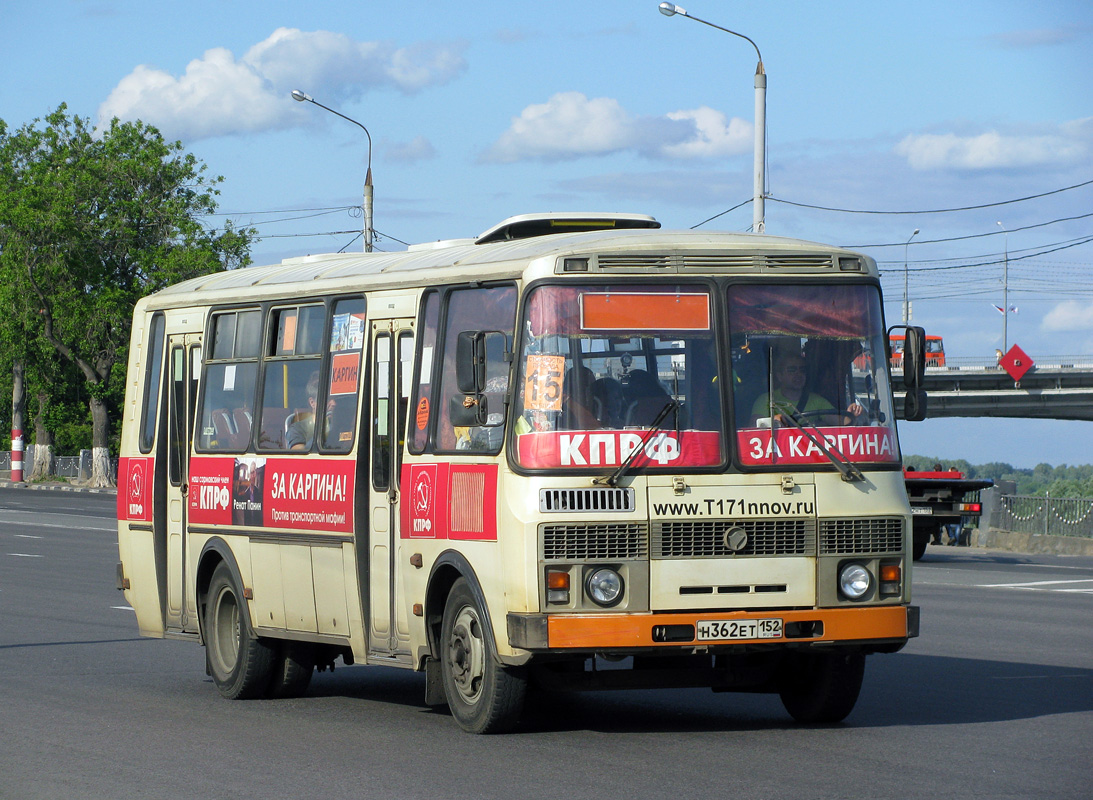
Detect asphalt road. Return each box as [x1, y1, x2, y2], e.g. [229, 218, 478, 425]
[1, 487, 1090, 800]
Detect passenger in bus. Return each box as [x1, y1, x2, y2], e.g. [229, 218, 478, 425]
[750, 351, 851, 426]
[560, 367, 599, 430]
[287, 371, 322, 450]
[591, 377, 625, 428]
[622, 369, 672, 427]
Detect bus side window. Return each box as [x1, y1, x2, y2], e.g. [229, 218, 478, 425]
[139, 313, 166, 453]
[437, 285, 516, 453]
[258, 305, 323, 452]
[322, 297, 366, 452]
[408, 291, 440, 454]
[196, 309, 260, 452]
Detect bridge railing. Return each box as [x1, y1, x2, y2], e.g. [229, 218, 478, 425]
[928, 355, 1093, 371]
[990, 494, 1093, 540]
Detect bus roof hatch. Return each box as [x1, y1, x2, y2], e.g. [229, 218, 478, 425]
[475, 212, 660, 245]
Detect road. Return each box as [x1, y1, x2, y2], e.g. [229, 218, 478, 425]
[1, 487, 1090, 800]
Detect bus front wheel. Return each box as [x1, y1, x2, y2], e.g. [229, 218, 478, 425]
[440, 578, 526, 733]
[778, 650, 865, 724]
[204, 562, 275, 699]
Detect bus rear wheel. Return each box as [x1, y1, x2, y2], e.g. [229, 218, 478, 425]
[779, 651, 865, 724]
[204, 562, 275, 699]
[440, 578, 526, 733]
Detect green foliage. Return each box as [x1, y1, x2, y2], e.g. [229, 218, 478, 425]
[0, 104, 255, 465]
[904, 454, 1093, 498]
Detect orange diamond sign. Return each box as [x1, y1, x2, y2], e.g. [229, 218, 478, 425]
[999, 344, 1033, 382]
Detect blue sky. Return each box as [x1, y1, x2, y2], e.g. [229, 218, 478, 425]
[4, 0, 1092, 468]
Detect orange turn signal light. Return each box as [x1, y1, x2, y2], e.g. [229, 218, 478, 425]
[547, 571, 571, 590]
[880, 565, 901, 582]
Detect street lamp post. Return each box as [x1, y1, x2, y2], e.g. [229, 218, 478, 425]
[997, 221, 1009, 352]
[292, 89, 374, 252]
[903, 228, 919, 323]
[658, 3, 766, 233]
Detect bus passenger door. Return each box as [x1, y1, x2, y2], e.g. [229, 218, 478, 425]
[165, 335, 200, 633]
[367, 320, 415, 661]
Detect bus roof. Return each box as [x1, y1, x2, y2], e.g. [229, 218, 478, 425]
[142, 216, 879, 311]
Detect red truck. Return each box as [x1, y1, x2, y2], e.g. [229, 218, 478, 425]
[904, 468, 994, 560]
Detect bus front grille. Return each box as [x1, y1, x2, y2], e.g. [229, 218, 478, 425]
[539, 487, 635, 513]
[819, 517, 905, 554]
[541, 523, 649, 561]
[652, 518, 816, 558]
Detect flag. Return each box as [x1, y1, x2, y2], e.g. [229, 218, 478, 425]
[993, 304, 1005, 314]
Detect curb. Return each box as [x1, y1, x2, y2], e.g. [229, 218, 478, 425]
[0, 479, 117, 495]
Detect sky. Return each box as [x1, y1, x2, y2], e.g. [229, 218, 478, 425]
[4, 0, 1092, 468]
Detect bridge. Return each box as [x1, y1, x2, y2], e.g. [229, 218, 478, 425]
[892, 356, 1093, 421]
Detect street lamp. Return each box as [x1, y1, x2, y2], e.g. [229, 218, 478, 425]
[997, 221, 1009, 352]
[292, 89, 374, 252]
[903, 228, 919, 323]
[658, 3, 766, 233]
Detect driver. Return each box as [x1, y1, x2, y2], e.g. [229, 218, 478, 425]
[751, 351, 861, 426]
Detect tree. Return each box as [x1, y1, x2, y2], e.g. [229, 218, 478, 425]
[0, 106, 254, 486]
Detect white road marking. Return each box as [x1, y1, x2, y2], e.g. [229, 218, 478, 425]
[8, 553, 44, 558]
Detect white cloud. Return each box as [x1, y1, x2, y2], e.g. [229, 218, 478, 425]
[1042, 300, 1093, 332]
[894, 121, 1090, 170]
[662, 107, 752, 159]
[482, 92, 749, 163]
[97, 28, 467, 141]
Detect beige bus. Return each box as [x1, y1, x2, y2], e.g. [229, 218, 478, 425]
[116, 212, 926, 733]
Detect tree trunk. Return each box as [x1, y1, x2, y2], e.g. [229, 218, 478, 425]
[27, 391, 55, 481]
[88, 395, 114, 487]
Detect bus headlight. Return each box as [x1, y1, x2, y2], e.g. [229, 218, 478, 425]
[585, 567, 624, 607]
[838, 563, 872, 600]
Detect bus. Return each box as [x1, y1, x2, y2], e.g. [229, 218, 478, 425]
[889, 333, 944, 367]
[116, 212, 926, 733]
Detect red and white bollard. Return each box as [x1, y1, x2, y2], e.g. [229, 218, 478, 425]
[11, 428, 23, 482]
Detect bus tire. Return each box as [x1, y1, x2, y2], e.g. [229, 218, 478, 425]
[440, 578, 526, 733]
[267, 641, 315, 699]
[778, 651, 865, 724]
[912, 528, 931, 561]
[204, 561, 275, 700]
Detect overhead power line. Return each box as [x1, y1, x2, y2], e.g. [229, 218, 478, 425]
[767, 178, 1093, 216]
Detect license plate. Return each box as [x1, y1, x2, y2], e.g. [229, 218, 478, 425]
[911, 506, 933, 515]
[696, 618, 783, 641]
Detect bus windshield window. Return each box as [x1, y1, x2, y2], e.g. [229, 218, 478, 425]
[728, 283, 899, 468]
[514, 284, 723, 470]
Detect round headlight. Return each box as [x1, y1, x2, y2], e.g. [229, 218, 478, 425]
[586, 568, 624, 607]
[839, 563, 872, 600]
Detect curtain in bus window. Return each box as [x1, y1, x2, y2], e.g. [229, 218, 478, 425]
[727, 284, 877, 339]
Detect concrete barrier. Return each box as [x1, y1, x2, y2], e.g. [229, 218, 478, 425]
[973, 527, 1093, 557]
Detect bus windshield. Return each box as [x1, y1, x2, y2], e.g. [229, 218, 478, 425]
[513, 283, 723, 470]
[512, 281, 899, 472]
[729, 283, 899, 468]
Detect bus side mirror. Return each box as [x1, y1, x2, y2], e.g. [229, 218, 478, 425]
[902, 326, 927, 389]
[904, 388, 927, 422]
[456, 331, 485, 394]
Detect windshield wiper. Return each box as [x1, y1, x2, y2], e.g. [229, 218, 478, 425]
[593, 399, 679, 487]
[777, 413, 865, 482]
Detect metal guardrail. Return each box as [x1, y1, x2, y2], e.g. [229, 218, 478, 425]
[0, 449, 118, 482]
[991, 495, 1093, 540]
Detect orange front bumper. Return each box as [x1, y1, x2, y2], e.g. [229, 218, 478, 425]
[530, 605, 915, 650]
